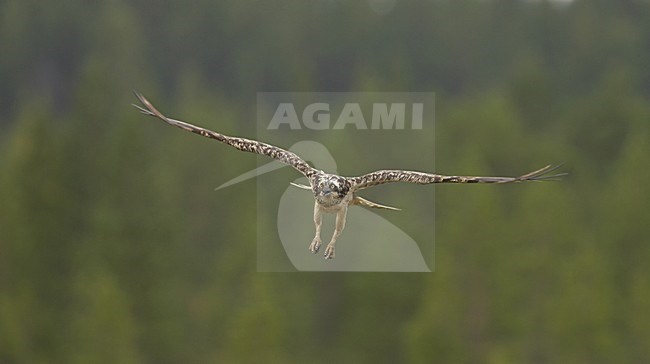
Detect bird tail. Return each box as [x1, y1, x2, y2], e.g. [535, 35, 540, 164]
[289, 182, 312, 190]
[351, 195, 401, 211]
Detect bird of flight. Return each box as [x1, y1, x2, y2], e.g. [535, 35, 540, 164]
[133, 92, 565, 259]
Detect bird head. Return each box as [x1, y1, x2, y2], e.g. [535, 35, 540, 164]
[312, 174, 350, 207]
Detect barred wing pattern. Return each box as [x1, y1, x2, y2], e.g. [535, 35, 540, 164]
[133, 92, 318, 178]
[349, 164, 566, 191]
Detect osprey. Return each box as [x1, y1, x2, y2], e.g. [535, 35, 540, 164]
[133, 92, 565, 259]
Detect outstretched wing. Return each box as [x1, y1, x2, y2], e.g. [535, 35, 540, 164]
[349, 164, 566, 191]
[133, 92, 318, 178]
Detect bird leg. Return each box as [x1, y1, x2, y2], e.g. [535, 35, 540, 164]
[324, 206, 347, 259]
[309, 201, 323, 253]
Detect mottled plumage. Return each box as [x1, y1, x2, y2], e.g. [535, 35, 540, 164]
[133, 92, 565, 259]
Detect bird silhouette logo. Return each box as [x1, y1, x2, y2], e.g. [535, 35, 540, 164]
[216, 141, 433, 272]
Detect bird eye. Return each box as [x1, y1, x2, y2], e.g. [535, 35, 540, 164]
[330, 184, 335, 190]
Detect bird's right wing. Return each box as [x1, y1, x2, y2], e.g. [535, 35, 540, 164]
[133, 92, 318, 178]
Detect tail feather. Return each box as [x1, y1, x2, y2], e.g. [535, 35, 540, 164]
[352, 195, 401, 211]
[289, 182, 312, 190]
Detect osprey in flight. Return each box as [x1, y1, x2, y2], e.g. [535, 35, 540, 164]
[133, 92, 565, 259]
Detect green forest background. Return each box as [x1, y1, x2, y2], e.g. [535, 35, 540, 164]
[1, 0, 649, 362]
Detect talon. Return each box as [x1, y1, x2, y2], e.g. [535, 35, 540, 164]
[309, 238, 321, 254]
[324, 245, 335, 259]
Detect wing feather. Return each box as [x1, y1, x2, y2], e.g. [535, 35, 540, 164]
[349, 164, 566, 191]
[133, 92, 318, 178]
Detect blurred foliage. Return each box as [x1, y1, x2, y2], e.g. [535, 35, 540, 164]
[0, 0, 649, 362]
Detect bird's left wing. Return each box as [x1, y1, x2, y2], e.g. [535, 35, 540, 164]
[348, 164, 566, 191]
[133, 92, 318, 178]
